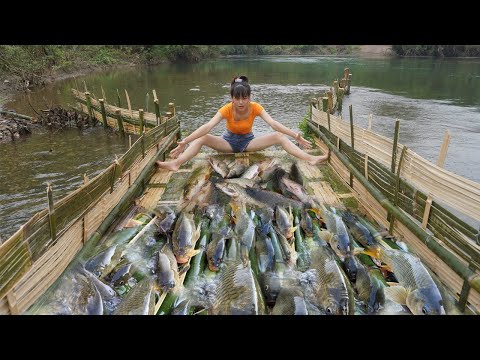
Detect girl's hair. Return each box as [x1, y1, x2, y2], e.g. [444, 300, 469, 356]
[230, 75, 250, 98]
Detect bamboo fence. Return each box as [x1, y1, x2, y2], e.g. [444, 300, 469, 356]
[308, 104, 480, 312]
[0, 96, 180, 314]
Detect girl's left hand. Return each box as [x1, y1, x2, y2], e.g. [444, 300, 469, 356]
[296, 134, 312, 149]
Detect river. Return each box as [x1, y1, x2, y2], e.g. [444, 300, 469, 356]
[1, 55, 479, 239]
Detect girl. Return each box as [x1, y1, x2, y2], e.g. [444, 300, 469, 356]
[156, 75, 329, 171]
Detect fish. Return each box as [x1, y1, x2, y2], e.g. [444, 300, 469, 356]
[245, 187, 303, 209]
[231, 202, 256, 263]
[154, 206, 177, 235]
[209, 157, 229, 178]
[182, 164, 212, 204]
[321, 207, 352, 261]
[226, 162, 246, 178]
[356, 265, 386, 315]
[113, 277, 156, 315]
[342, 212, 376, 249]
[306, 246, 352, 315]
[155, 243, 180, 294]
[280, 177, 321, 209]
[172, 212, 201, 263]
[275, 205, 296, 241]
[255, 229, 275, 273]
[206, 237, 226, 272]
[210, 259, 267, 315]
[300, 210, 314, 237]
[84, 245, 117, 276]
[364, 247, 445, 315]
[272, 287, 308, 315]
[240, 164, 260, 180]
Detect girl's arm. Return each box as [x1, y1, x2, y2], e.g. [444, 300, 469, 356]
[182, 111, 224, 144]
[169, 111, 224, 158]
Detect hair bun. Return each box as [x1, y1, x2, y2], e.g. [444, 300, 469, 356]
[231, 75, 249, 84]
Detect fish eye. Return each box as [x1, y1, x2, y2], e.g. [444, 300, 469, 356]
[326, 307, 332, 314]
[337, 245, 341, 250]
[422, 306, 428, 315]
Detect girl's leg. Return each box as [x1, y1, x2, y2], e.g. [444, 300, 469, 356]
[245, 132, 329, 165]
[156, 134, 233, 171]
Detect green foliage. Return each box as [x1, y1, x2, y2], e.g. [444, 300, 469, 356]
[391, 45, 480, 58]
[298, 111, 317, 148]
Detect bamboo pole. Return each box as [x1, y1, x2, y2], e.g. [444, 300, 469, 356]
[349, 104, 354, 188]
[139, 109, 144, 135]
[389, 146, 408, 234]
[116, 89, 122, 107]
[391, 120, 400, 173]
[128, 135, 132, 149]
[322, 97, 328, 113]
[307, 122, 480, 294]
[0, 110, 33, 121]
[311, 98, 317, 109]
[337, 88, 344, 113]
[422, 130, 451, 230]
[99, 99, 108, 129]
[125, 89, 133, 119]
[84, 92, 93, 119]
[327, 91, 333, 114]
[333, 80, 339, 94]
[145, 93, 149, 113]
[346, 73, 352, 94]
[368, 114, 373, 130]
[101, 86, 106, 102]
[46, 183, 56, 242]
[459, 262, 476, 311]
[115, 109, 125, 137]
[153, 90, 160, 126]
[168, 102, 175, 117]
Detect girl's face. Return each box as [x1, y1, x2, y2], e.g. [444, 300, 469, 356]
[232, 95, 250, 111]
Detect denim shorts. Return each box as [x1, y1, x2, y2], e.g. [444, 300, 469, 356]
[222, 130, 254, 153]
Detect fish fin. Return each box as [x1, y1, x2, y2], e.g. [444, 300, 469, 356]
[361, 247, 382, 259]
[352, 247, 365, 256]
[318, 229, 332, 242]
[188, 248, 201, 258]
[384, 285, 408, 305]
[386, 281, 400, 287]
[380, 264, 393, 273]
[178, 264, 190, 276]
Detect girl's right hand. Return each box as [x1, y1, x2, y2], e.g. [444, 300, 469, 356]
[169, 139, 188, 159]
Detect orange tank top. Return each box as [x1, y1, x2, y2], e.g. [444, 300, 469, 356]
[219, 102, 264, 135]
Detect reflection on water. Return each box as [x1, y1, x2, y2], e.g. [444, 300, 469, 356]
[0, 127, 130, 239]
[2, 56, 480, 238]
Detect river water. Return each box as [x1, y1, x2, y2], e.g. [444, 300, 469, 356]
[2, 55, 480, 239]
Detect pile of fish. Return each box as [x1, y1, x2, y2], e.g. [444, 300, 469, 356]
[27, 156, 459, 315]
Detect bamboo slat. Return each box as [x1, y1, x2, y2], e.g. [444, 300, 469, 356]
[295, 160, 324, 179]
[138, 169, 174, 210]
[309, 181, 343, 207]
[311, 108, 480, 222]
[0, 297, 10, 315]
[13, 221, 84, 312]
[318, 128, 480, 310]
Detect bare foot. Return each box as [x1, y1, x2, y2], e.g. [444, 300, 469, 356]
[156, 160, 179, 171]
[308, 150, 330, 166]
